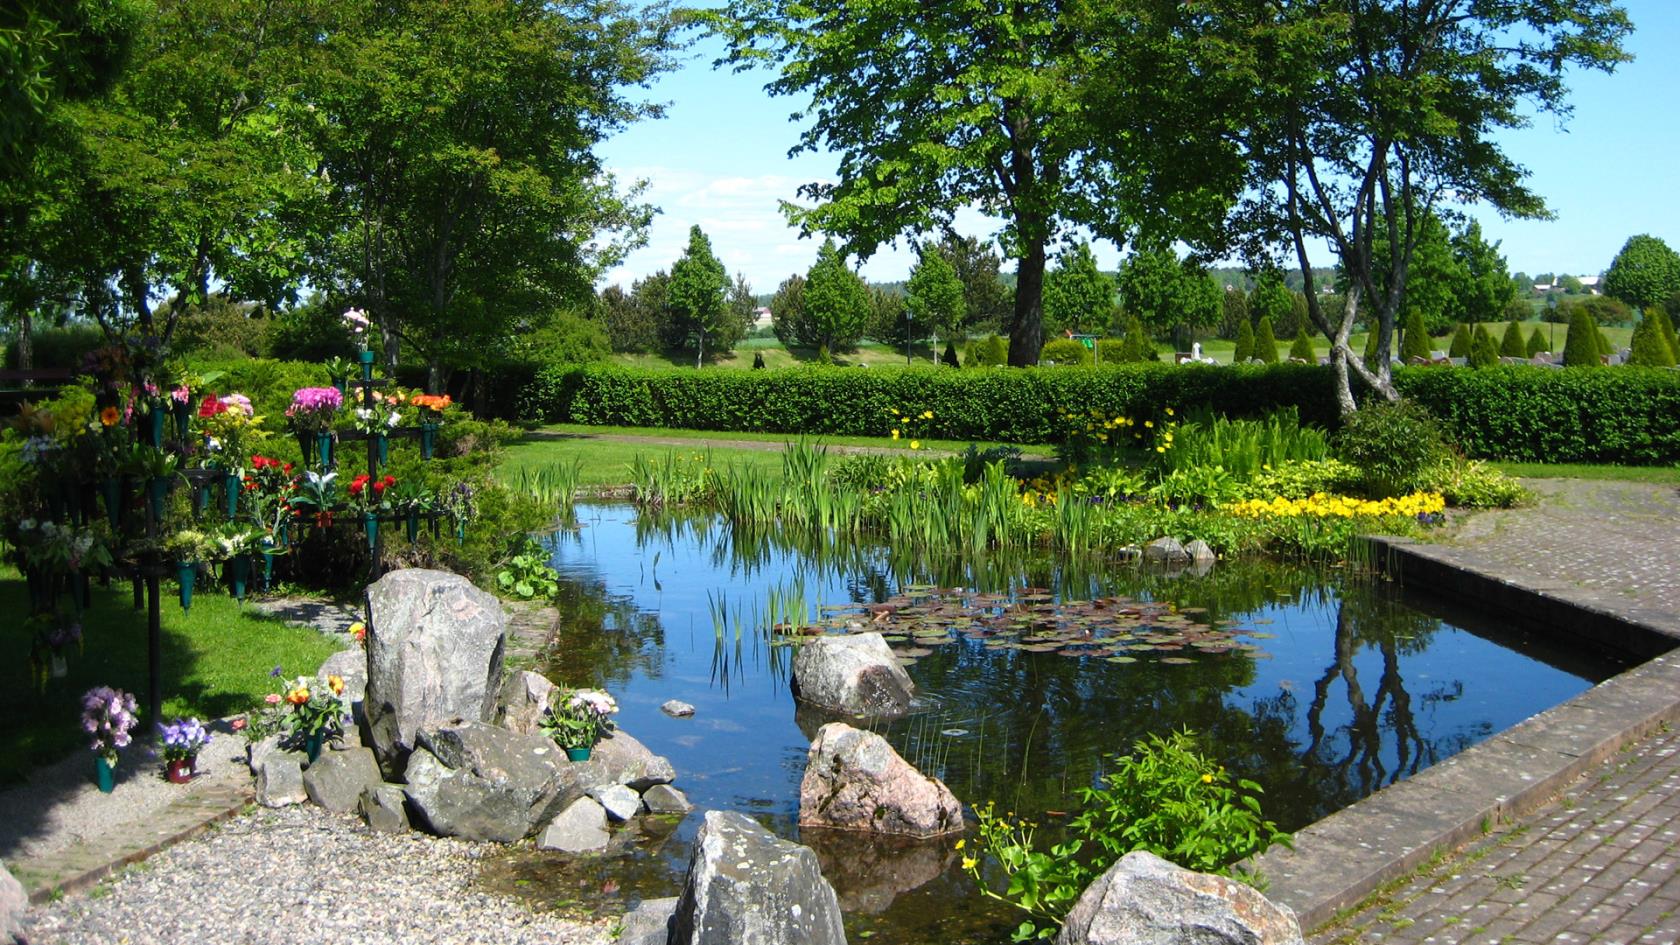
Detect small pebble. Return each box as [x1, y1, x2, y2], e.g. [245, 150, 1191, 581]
[660, 700, 696, 718]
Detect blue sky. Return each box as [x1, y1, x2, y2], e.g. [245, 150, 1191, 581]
[598, 3, 1680, 293]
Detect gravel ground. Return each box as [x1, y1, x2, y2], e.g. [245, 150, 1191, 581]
[21, 806, 614, 945]
[0, 725, 250, 862]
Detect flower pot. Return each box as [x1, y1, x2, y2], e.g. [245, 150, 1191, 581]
[95, 755, 115, 793]
[147, 476, 169, 522]
[564, 746, 592, 763]
[359, 349, 376, 369]
[375, 433, 389, 467]
[405, 512, 419, 543]
[227, 555, 251, 601]
[295, 430, 313, 464]
[165, 758, 195, 784]
[100, 477, 123, 528]
[177, 561, 198, 612]
[456, 519, 466, 546]
[50, 653, 67, 678]
[145, 408, 164, 448]
[419, 423, 438, 461]
[224, 473, 240, 518]
[363, 512, 379, 551]
[172, 400, 192, 440]
[304, 732, 324, 764]
[261, 548, 275, 590]
[193, 480, 211, 517]
[332, 378, 349, 398]
[316, 433, 334, 469]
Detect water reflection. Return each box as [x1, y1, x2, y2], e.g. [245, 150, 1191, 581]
[494, 504, 1627, 944]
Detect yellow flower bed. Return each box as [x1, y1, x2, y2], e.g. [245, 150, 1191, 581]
[1225, 491, 1446, 519]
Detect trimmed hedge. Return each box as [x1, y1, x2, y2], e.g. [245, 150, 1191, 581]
[1393, 366, 1680, 465]
[512, 362, 1680, 464]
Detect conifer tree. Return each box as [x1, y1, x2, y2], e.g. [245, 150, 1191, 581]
[1499, 319, 1527, 358]
[1562, 307, 1603, 367]
[1629, 316, 1677, 367]
[1525, 324, 1548, 358]
[1288, 332, 1316, 362]
[1448, 323, 1473, 358]
[1253, 315, 1279, 364]
[1468, 324, 1499, 368]
[1401, 309, 1432, 362]
[1232, 318, 1254, 363]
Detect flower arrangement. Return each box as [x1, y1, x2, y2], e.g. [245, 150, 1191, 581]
[343, 308, 372, 351]
[540, 687, 618, 750]
[250, 666, 350, 749]
[200, 392, 263, 466]
[245, 455, 299, 535]
[348, 473, 396, 513]
[289, 470, 339, 527]
[351, 406, 402, 437]
[285, 387, 343, 433]
[158, 717, 211, 763]
[82, 686, 138, 766]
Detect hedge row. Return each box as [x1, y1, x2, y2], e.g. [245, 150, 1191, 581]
[513, 362, 1680, 464]
[1394, 366, 1680, 465]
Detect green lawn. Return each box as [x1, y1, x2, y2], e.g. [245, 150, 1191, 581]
[1490, 462, 1680, 483]
[1, 566, 342, 781]
[497, 424, 1048, 488]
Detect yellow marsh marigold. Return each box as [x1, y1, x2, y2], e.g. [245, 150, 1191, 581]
[1226, 492, 1446, 519]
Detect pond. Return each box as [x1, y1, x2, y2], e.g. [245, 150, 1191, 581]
[480, 503, 1626, 943]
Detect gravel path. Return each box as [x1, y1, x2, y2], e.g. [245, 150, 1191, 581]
[21, 806, 613, 945]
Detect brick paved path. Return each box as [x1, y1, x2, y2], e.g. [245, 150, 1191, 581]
[1313, 727, 1680, 945]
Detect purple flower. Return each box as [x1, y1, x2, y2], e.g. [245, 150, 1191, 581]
[270, 665, 284, 678]
[286, 387, 343, 417]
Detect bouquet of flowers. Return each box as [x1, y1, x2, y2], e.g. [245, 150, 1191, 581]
[200, 392, 262, 467]
[82, 686, 139, 766]
[158, 717, 211, 763]
[288, 470, 339, 527]
[410, 393, 452, 421]
[285, 387, 343, 434]
[343, 308, 372, 352]
[349, 473, 396, 513]
[539, 688, 618, 750]
[351, 406, 402, 437]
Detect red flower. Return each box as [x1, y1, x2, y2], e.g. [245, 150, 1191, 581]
[374, 475, 396, 495]
[197, 395, 226, 418]
[349, 474, 371, 497]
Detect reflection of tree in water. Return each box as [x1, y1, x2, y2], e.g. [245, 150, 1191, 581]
[538, 573, 667, 691]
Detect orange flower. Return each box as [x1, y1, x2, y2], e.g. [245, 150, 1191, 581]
[349, 621, 367, 643]
[286, 686, 310, 705]
[327, 675, 345, 696]
[99, 406, 119, 427]
[410, 393, 452, 411]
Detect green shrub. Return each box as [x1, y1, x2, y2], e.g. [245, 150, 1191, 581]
[1252, 316, 1278, 364]
[3, 323, 105, 369]
[1499, 320, 1527, 358]
[941, 340, 960, 368]
[1040, 338, 1092, 366]
[1334, 399, 1452, 496]
[1563, 307, 1602, 367]
[1287, 332, 1315, 362]
[1525, 324, 1548, 357]
[1448, 323, 1472, 358]
[172, 298, 274, 358]
[1468, 324, 1499, 368]
[1650, 305, 1680, 362]
[1093, 338, 1127, 364]
[1415, 457, 1529, 509]
[1401, 308, 1432, 362]
[1232, 318, 1254, 363]
[1630, 315, 1677, 367]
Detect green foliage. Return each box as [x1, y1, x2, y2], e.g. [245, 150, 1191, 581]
[1448, 323, 1472, 359]
[668, 226, 736, 364]
[1499, 319, 1527, 359]
[1116, 246, 1218, 338]
[1042, 242, 1113, 336]
[1040, 338, 1091, 366]
[1414, 457, 1529, 510]
[2, 322, 104, 369]
[1400, 307, 1432, 362]
[1231, 317, 1254, 363]
[518, 310, 612, 366]
[495, 537, 560, 600]
[1219, 287, 1249, 340]
[599, 276, 669, 354]
[1562, 306, 1603, 367]
[1603, 234, 1680, 310]
[1565, 295, 1632, 327]
[1649, 305, 1680, 363]
[1467, 324, 1499, 368]
[1118, 313, 1157, 363]
[1159, 407, 1330, 481]
[1525, 324, 1548, 357]
[796, 238, 870, 352]
[1251, 315, 1278, 364]
[1628, 314, 1677, 367]
[1451, 221, 1516, 325]
[941, 340, 960, 368]
[967, 334, 1011, 367]
[1334, 400, 1452, 497]
[1287, 332, 1315, 362]
[170, 296, 273, 359]
[966, 730, 1289, 941]
[905, 242, 966, 345]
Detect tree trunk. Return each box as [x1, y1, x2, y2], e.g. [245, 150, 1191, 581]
[1008, 240, 1046, 367]
[17, 311, 33, 372]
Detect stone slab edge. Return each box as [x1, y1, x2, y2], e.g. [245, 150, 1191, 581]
[1256, 539, 1680, 932]
[1365, 535, 1680, 658]
[21, 783, 253, 905]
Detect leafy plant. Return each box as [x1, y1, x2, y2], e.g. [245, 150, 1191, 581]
[539, 687, 618, 749]
[1334, 400, 1452, 497]
[964, 804, 1092, 941]
[496, 537, 560, 599]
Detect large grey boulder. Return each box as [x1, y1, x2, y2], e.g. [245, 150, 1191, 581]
[538, 797, 610, 853]
[799, 723, 961, 838]
[1, 857, 25, 944]
[1184, 539, 1217, 568]
[669, 810, 846, 945]
[316, 648, 368, 703]
[792, 633, 915, 718]
[364, 569, 507, 769]
[495, 670, 556, 736]
[303, 747, 383, 814]
[359, 783, 410, 833]
[1057, 851, 1304, 945]
[620, 897, 680, 945]
[581, 730, 676, 793]
[641, 783, 693, 815]
[1142, 537, 1190, 566]
[256, 755, 307, 808]
[403, 721, 570, 842]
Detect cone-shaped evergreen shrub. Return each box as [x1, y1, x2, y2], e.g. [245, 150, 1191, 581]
[1362, 326, 1381, 364]
[1288, 332, 1316, 362]
[1253, 315, 1279, 364]
[1119, 314, 1157, 362]
[1630, 315, 1677, 367]
[1563, 307, 1603, 367]
[1598, 329, 1614, 359]
[1468, 324, 1499, 368]
[1525, 324, 1548, 357]
[941, 340, 960, 368]
[1401, 308, 1432, 362]
[1648, 306, 1680, 363]
[1448, 323, 1473, 358]
[1499, 319, 1527, 358]
[1232, 318, 1254, 363]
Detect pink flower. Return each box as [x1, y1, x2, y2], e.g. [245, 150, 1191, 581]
[265, 693, 282, 704]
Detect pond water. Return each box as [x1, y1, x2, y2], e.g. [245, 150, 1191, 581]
[480, 503, 1626, 943]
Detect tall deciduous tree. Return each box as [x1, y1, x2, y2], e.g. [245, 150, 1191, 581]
[1117, 246, 1221, 349]
[798, 238, 870, 354]
[1042, 242, 1113, 336]
[707, 0, 1231, 366]
[1209, 0, 1631, 413]
[1603, 234, 1680, 311]
[937, 233, 1012, 333]
[309, 0, 674, 384]
[1452, 221, 1515, 326]
[667, 225, 732, 366]
[905, 242, 966, 364]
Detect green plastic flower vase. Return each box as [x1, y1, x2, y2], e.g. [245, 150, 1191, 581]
[224, 473, 240, 518]
[145, 408, 164, 448]
[227, 555, 251, 602]
[420, 423, 437, 461]
[405, 513, 419, 543]
[146, 477, 168, 523]
[100, 478, 122, 528]
[364, 512, 379, 551]
[375, 433, 389, 467]
[565, 746, 592, 762]
[172, 400, 192, 440]
[177, 562, 197, 613]
[316, 433, 334, 469]
[94, 755, 115, 793]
